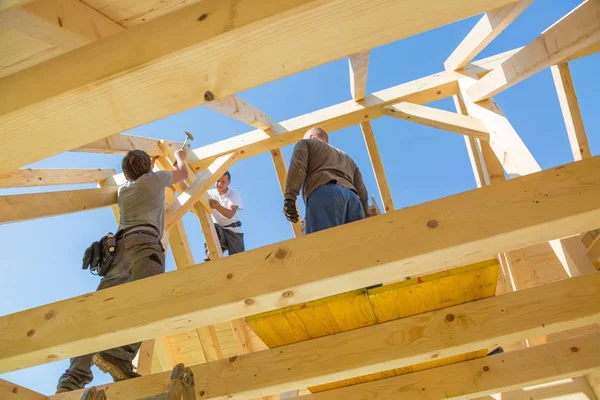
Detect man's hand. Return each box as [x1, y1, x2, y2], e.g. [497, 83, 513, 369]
[283, 199, 299, 223]
[209, 199, 219, 209]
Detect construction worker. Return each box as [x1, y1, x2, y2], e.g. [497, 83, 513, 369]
[283, 126, 369, 233]
[55, 148, 188, 393]
[204, 171, 245, 261]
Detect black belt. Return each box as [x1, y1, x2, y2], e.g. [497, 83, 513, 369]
[222, 221, 242, 228]
[116, 224, 160, 240]
[327, 179, 357, 195]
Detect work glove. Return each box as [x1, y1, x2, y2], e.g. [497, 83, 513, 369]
[283, 199, 299, 223]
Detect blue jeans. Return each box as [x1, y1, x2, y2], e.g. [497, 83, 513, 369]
[305, 183, 365, 234]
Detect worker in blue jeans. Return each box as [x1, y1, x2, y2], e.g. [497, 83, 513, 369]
[283, 126, 369, 233]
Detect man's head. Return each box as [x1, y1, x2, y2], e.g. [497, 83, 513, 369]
[216, 171, 231, 194]
[122, 150, 153, 182]
[303, 126, 329, 143]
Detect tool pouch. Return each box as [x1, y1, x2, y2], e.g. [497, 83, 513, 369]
[82, 233, 117, 276]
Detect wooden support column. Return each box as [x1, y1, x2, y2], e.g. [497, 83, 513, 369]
[271, 149, 303, 237]
[359, 121, 394, 213]
[551, 62, 592, 161]
[444, 0, 533, 70]
[468, 0, 600, 101]
[348, 50, 370, 101]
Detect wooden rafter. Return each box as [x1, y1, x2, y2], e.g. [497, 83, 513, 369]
[551, 62, 591, 161]
[72, 134, 164, 156]
[0, 0, 124, 51]
[382, 102, 490, 140]
[45, 274, 600, 400]
[2, 155, 600, 372]
[359, 122, 394, 213]
[467, 0, 600, 102]
[205, 95, 274, 131]
[0, 187, 117, 224]
[0, 0, 520, 173]
[0, 168, 116, 188]
[444, 0, 533, 71]
[0, 378, 46, 400]
[348, 50, 370, 101]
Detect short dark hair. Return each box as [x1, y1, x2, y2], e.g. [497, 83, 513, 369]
[122, 150, 152, 181]
[222, 171, 231, 181]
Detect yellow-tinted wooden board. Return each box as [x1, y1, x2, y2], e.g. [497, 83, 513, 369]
[246, 259, 499, 393]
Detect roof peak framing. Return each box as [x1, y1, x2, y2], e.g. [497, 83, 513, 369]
[0, 0, 519, 173]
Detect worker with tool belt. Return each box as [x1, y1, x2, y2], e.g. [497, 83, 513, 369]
[283, 126, 370, 233]
[204, 171, 245, 261]
[55, 148, 189, 393]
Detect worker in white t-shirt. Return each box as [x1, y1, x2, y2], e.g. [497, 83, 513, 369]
[204, 171, 245, 261]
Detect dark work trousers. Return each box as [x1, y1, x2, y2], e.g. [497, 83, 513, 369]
[56, 232, 165, 391]
[204, 223, 245, 259]
[304, 183, 365, 234]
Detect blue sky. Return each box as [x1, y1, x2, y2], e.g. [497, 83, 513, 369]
[1, 0, 598, 394]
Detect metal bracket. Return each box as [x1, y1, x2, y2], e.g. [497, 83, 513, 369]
[138, 363, 197, 400]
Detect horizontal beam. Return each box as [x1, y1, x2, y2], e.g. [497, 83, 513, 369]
[0, 187, 117, 224]
[189, 70, 463, 171]
[204, 95, 274, 130]
[0, 0, 35, 12]
[468, 0, 600, 102]
[0, 378, 47, 399]
[0, 168, 116, 188]
[444, 0, 533, 71]
[71, 134, 164, 156]
[382, 102, 490, 140]
[0, 0, 520, 172]
[49, 274, 600, 400]
[298, 333, 600, 400]
[2, 155, 600, 372]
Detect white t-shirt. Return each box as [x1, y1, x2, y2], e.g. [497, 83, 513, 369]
[208, 187, 244, 233]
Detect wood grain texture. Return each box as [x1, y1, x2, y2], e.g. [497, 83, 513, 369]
[0, 0, 518, 173]
[47, 273, 600, 400]
[348, 50, 370, 101]
[467, 0, 600, 101]
[205, 95, 274, 131]
[4, 155, 600, 373]
[295, 333, 600, 400]
[360, 122, 394, 213]
[0, 378, 46, 399]
[0, 187, 117, 224]
[0, 168, 116, 188]
[72, 134, 164, 156]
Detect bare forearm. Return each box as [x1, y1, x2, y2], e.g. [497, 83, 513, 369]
[216, 204, 235, 219]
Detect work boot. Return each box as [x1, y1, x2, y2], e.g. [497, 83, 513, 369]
[55, 387, 71, 394]
[92, 353, 141, 382]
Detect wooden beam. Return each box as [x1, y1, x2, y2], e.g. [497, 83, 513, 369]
[348, 50, 370, 101]
[0, 378, 47, 400]
[0, 0, 124, 52]
[134, 338, 154, 376]
[47, 274, 600, 400]
[196, 325, 224, 362]
[383, 102, 490, 140]
[360, 121, 394, 212]
[189, 70, 463, 171]
[0, 0, 518, 173]
[72, 134, 164, 156]
[271, 149, 303, 237]
[169, 220, 195, 269]
[589, 236, 600, 264]
[0, 168, 116, 188]
[164, 152, 238, 230]
[3, 155, 600, 373]
[0, 187, 117, 224]
[205, 95, 274, 130]
[294, 333, 600, 400]
[444, 0, 534, 71]
[467, 0, 600, 102]
[551, 62, 591, 161]
[0, 0, 34, 12]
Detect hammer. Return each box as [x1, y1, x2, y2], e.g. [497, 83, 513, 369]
[173, 130, 194, 166]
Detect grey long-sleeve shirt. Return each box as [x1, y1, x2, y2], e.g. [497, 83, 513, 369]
[284, 139, 369, 215]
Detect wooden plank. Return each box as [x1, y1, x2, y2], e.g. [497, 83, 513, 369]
[168, 220, 195, 269]
[189, 70, 463, 171]
[589, 236, 600, 264]
[383, 102, 490, 140]
[551, 62, 591, 161]
[205, 95, 274, 130]
[0, 0, 518, 173]
[72, 134, 164, 156]
[0, 187, 117, 224]
[48, 274, 600, 400]
[0, 168, 116, 188]
[3, 155, 600, 373]
[348, 50, 370, 101]
[135, 338, 154, 376]
[293, 333, 600, 400]
[271, 149, 303, 237]
[359, 121, 394, 212]
[444, 0, 534, 71]
[0, 378, 46, 399]
[0, 0, 34, 12]
[164, 152, 238, 231]
[467, 0, 600, 102]
[0, 0, 124, 52]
